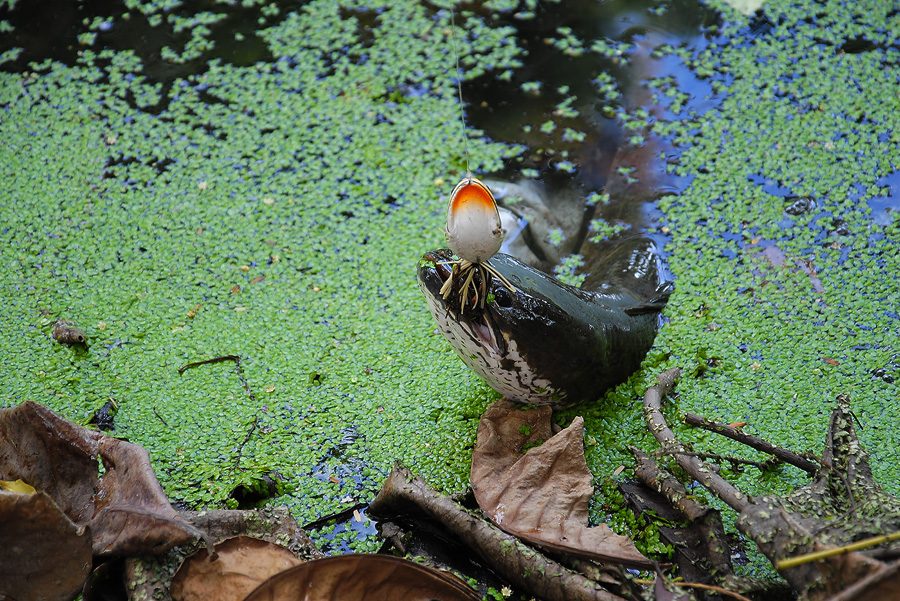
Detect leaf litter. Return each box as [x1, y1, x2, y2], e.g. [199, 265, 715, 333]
[470, 400, 650, 568]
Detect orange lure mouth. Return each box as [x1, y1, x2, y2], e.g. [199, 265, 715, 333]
[445, 177, 503, 265]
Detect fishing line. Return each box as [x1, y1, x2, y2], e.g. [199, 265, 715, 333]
[449, 6, 471, 178]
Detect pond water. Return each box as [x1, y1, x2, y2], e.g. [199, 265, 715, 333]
[2, 0, 897, 574]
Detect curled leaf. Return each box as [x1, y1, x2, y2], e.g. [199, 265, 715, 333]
[0, 489, 92, 601]
[171, 536, 302, 601]
[243, 554, 479, 601]
[471, 400, 650, 568]
[0, 401, 201, 557]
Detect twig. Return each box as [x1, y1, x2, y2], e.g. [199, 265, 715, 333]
[633, 447, 710, 523]
[633, 579, 753, 601]
[302, 502, 370, 532]
[642, 369, 749, 512]
[177, 354, 241, 375]
[683, 413, 818, 475]
[665, 449, 779, 471]
[152, 407, 169, 427]
[776, 532, 900, 570]
[178, 354, 260, 467]
[369, 464, 625, 601]
[632, 447, 733, 578]
[233, 415, 260, 469]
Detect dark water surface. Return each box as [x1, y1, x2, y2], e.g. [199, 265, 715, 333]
[1, 0, 721, 263]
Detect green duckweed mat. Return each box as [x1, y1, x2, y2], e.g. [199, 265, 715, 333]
[1, 0, 897, 564]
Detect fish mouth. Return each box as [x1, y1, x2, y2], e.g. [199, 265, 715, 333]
[418, 249, 506, 356]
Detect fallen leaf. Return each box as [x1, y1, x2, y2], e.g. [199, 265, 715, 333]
[243, 554, 479, 601]
[471, 400, 651, 568]
[0, 479, 36, 494]
[119, 508, 324, 601]
[171, 536, 302, 601]
[0, 401, 201, 557]
[92, 434, 203, 555]
[0, 489, 92, 601]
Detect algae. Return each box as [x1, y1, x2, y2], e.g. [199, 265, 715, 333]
[0, 0, 897, 570]
[0, 0, 519, 533]
[573, 0, 899, 572]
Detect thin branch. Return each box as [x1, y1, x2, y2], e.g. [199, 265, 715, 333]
[302, 502, 370, 532]
[177, 354, 241, 375]
[642, 369, 749, 512]
[152, 407, 169, 427]
[776, 531, 900, 570]
[178, 354, 259, 467]
[634, 579, 753, 601]
[633, 446, 709, 523]
[683, 413, 818, 475]
[631, 446, 733, 577]
[665, 449, 780, 471]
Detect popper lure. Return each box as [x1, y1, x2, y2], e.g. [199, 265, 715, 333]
[440, 176, 515, 312]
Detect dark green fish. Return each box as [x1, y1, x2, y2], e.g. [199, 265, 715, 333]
[417, 238, 671, 408]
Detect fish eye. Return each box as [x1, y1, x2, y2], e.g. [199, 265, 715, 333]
[493, 286, 512, 307]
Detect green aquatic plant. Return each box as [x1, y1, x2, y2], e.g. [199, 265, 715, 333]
[0, 0, 896, 569]
[0, 0, 520, 540]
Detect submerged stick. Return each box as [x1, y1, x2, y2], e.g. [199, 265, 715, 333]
[369, 465, 625, 601]
[683, 412, 819, 475]
[642, 369, 749, 513]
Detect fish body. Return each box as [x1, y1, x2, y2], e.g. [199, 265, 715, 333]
[418, 238, 670, 407]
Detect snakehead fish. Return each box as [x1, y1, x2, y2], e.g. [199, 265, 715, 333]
[417, 238, 671, 408]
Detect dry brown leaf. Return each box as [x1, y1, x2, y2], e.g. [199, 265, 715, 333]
[0, 489, 92, 601]
[243, 554, 480, 601]
[0, 401, 200, 558]
[120, 508, 324, 601]
[471, 400, 651, 568]
[171, 536, 302, 601]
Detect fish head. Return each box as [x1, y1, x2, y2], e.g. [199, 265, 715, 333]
[417, 249, 601, 406]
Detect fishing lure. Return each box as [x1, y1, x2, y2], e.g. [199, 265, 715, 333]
[440, 176, 515, 312]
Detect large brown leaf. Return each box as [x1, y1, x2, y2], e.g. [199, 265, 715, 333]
[243, 554, 480, 601]
[471, 400, 650, 568]
[0, 401, 200, 557]
[0, 488, 92, 601]
[171, 536, 303, 601]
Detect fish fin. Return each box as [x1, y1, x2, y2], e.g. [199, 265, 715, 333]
[624, 281, 674, 316]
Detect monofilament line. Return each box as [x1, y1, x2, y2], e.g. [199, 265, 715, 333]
[449, 7, 471, 178]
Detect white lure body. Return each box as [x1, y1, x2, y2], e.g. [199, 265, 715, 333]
[445, 177, 503, 263]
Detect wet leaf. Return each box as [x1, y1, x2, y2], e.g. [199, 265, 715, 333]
[91, 434, 203, 555]
[470, 400, 651, 568]
[0, 479, 36, 494]
[0, 401, 201, 557]
[171, 536, 302, 601]
[243, 554, 479, 601]
[0, 489, 92, 601]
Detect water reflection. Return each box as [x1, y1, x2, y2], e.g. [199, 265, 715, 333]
[466, 0, 720, 265]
